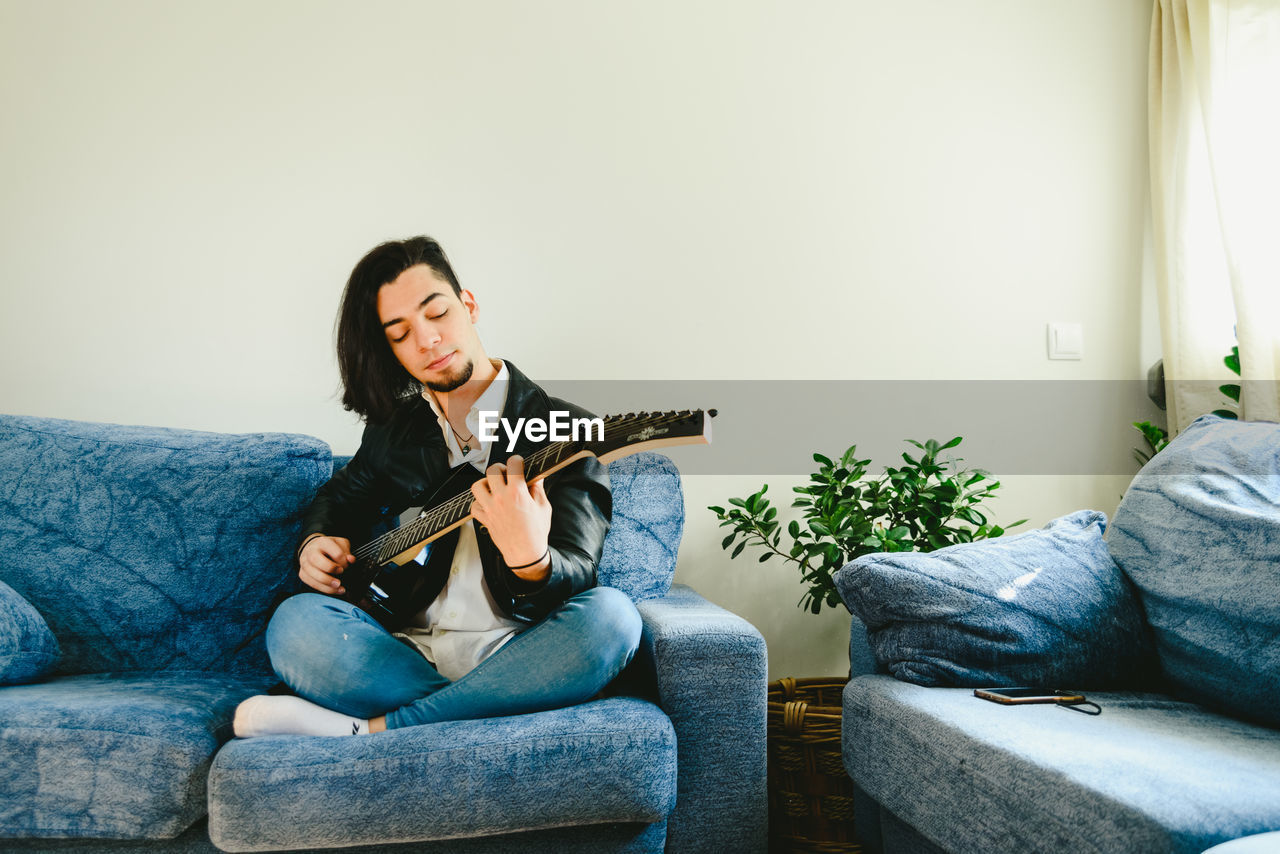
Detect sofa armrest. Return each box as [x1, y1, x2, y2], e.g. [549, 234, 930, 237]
[634, 584, 767, 854]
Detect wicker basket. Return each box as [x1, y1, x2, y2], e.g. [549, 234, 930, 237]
[767, 677, 861, 853]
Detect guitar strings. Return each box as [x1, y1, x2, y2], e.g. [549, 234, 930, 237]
[349, 411, 697, 564]
[354, 439, 566, 562]
[354, 411, 691, 562]
[357, 410, 693, 562]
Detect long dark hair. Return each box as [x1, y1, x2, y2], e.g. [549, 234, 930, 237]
[336, 236, 463, 422]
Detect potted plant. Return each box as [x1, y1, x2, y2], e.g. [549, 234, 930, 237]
[709, 436, 1023, 854]
[1132, 345, 1240, 466]
[709, 436, 1023, 614]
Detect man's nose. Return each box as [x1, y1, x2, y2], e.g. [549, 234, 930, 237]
[413, 322, 441, 352]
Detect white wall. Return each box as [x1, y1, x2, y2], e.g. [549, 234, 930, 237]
[0, 0, 1155, 679]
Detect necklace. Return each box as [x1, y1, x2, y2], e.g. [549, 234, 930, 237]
[449, 421, 475, 455]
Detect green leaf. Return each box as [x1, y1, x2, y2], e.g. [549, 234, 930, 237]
[759, 552, 773, 562]
[1225, 347, 1241, 376]
[1220, 383, 1241, 403]
[721, 533, 736, 549]
[707, 505, 725, 515]
[731, 542, 746, 559]
[728, 497, 748, 508]
[1211, 409, 1239, 420]
[941, 436, 963, 450]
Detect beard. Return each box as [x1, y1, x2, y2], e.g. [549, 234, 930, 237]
[425, 357, 474, 393]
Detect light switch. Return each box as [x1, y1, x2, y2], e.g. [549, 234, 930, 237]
[1047, 322, 1083, 360]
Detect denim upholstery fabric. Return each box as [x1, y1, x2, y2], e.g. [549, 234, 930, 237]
[0, 578, 59, 684]
[843, 675, 1280, 854]
[1107, 415, 1280, 727]
[635, 584, 769, 854]
[0, 414, 331, 678]
[834, 511, 1152, 688]
[597, 453, 683, 602]
[0, 671, 272, 839]
[1202, 832, 1280, 854]
[208, 697, 676, 852]
[0, 819, 667, 854]
[0, 414, 329, 841]
[1, 415, 763, 853]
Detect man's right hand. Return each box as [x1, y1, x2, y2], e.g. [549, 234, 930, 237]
[298, 535, 355, 595]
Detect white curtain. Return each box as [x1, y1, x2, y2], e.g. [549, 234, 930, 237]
[1149, 0, 1280, 433]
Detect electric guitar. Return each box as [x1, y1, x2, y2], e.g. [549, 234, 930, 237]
[338, 408, 715, 627]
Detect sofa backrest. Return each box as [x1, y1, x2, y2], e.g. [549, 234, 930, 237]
[1107, 414, 1280, 727]
[596, 452, 683, 602]
[0, 415, 331, 678]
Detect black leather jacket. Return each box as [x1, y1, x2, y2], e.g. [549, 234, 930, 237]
[299, 361, 612, 625]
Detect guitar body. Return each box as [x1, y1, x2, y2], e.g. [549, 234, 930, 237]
[339, 464, 483, 629]
[343, 528, 460, 629]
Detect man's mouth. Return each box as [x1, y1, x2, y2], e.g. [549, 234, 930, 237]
[426, 352, 454, 371]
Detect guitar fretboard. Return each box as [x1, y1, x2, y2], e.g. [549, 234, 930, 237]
[354, 439, 580, 564]
[348, 409, 702, 566]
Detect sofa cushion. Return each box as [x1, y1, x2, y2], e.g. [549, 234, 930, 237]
[0, 579, 59, 685]
[596, 453, 682, 602]
[833, 510, 1152, 688]
[0, 414, 331, 677]
[843, 674, 1280, 854]
[1108, 414, 1280, 727]
[208, 696, 678, 852]
[0, 671, 271, 839]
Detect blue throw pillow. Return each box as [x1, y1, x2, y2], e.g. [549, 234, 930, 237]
[0, 579, 59, 685]
[834, 511, 1153, 688]
[1107, 415, 1280, 727]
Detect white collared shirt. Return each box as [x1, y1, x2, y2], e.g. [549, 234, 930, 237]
[393, 361, 524, 681]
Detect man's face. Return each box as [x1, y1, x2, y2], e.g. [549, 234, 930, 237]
[377, 264, 483, 393]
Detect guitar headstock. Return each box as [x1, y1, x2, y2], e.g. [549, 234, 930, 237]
[587, 409, 715, 463]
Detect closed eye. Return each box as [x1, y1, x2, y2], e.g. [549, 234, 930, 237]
[388, 309, 446, 344]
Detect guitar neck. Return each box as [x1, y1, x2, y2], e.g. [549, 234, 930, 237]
[370, 440, 583, 565]
[356, 409, 713, 567]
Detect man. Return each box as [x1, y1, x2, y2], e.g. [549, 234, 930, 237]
[234, 236, 641, 737]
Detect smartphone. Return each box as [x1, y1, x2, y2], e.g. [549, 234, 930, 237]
[973, 687, 1087, 705]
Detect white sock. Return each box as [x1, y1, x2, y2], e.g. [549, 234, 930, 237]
[233, 694, 369, 737]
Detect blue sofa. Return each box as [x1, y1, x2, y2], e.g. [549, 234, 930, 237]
[834, 416, 1280, 854]
[0, 414, 767, 853]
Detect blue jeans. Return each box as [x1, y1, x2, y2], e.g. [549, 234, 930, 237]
[264, 586, 642, 729]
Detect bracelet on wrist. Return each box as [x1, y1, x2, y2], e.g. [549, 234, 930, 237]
[507, 548, 549, 571]
[296, 533, 323, 559]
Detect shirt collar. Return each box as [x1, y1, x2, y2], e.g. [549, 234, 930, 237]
[423, 360, 510, 467]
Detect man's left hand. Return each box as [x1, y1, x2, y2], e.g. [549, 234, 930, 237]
[470, 455, 552, 581]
